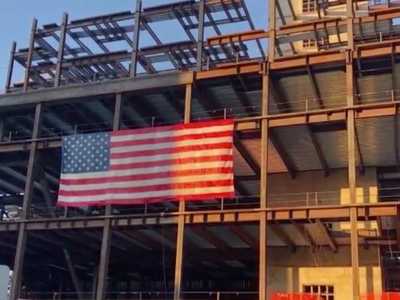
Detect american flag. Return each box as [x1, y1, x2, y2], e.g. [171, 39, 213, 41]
[57, 119, 234, 207]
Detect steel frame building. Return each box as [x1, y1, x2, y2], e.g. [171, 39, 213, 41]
[0, 0, 400, 299]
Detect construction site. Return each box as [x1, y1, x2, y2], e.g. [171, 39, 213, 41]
[0, 0, 400, 299]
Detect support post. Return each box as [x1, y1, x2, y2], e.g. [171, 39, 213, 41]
[54, 13, 69, 87]
[96, 94, 122, 300]
[23, 18, 38, 92]
[9, 103, 42, 300]
[259, 63, 270, 300]
[96, 215, 112, 300]
[0, 120, 4, 142]
[5, 41, 16, 93]
[269, 0, 276, 60]
[346, 0, 360, 293]
[64, 249, 84, 300]
[130, 0, 142, 78]
[196, 0, 205, 71]
[173, 84, 192, 300]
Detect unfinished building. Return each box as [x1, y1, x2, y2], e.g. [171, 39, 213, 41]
[0, 0, 399, 299]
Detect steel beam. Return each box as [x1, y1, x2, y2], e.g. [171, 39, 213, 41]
[234, 133, 260, 178]
[64, 249, 84, 300]
[9, 103, 42, 300]
[96, 215, 112, 300]
[315, 219, 337, 252]
[259, 63, 270, 300]
[130, 0, 142, 78]
[1, 202, 400, 232]
[0, 71, 193, 107]
[293, 223, 315, 249]
[173, 84, 192, 300]
[308, 127, 330, 176]
[5, 41, 16, 93]
[346, 0, 360, 290]
[54, 13, 69, 87]
[270, 224, 296, 252]
[269, 0, 276, 61]
[196, 0, 205, 71]
[95, 93, 122, 300]
[23, 19, 38, 92]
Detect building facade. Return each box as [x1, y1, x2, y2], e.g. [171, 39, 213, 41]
[0, 0, 399, 300]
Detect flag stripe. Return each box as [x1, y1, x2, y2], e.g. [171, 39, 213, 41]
[110, 143, 232, 159]
[60, 173, 233, 191]
[110, 148, 232, 164]
[111, 130, 232, 147]
[112, 119, 233, 138]
[61, 161, 232, 180]
[60, 167, 233, 185]
[59, 179, 233, 196]
[58, 185, 234, 203]
[110, 155, 233, 170]
[57, 192, 234, 207]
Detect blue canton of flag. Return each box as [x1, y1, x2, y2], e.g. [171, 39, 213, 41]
[62, 132, 111, 174]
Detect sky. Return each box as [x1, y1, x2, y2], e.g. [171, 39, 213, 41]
[0, 0, 268, 91]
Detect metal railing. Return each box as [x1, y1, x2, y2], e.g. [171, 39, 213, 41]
[0, 185, 390, 222]
[18, 290, 258, 300]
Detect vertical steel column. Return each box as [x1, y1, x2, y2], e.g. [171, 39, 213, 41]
[130, 0, 142, 78]
[9, 103, 42, 300]
[173, 84, 192, 300]
[23, 18, 38, 92]
[5, 41, 16, 93]
[0, 120, 4, 142]
[259, 1, 275, 298]
[54, 13, 69, 87]
[196, 0, 205, 71]
[96, 94, 122, 300]
[268, 0, 276, 60]
[64, 249, 83, 300]
[346, 0, 359, 297]
[259, 63, 270, 300]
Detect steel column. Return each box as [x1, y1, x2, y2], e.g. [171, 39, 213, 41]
[0, 120, 3, 142]
[259, 63, 270, 300]
[9, 103, 42, 300]
[173, 84, 192, 300]
[346, 0, 360, 292]
[54, 13, 69, 87]
[269, 0, 276, 61]
[96, 215, 112, 300]
[130, 0, 142, 78]
[196, 0, 205, 71]
[64, 249, 83, 300]
[23, 18, 38, 92]
[96, 94, 122, 300]
[5, 41, 16, 93]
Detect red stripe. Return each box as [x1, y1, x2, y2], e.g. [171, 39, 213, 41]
[112, 119, 233, 137]
[59, 179, 233, 197]
[57, 192, 235, 207]
[110, 155, 233, 170]
[111, 143, 232, 159]
[60, 167, 233, 185]
[111, 130, 232, 148]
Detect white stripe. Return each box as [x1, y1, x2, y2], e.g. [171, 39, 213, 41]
[110, 136, 232, 153]
[61, 161, 233, 180]
[58, 186, 234, 203]
[111, 124, 233, 143]
[60, 173, 233, 191]
[110, 148, 232, 165]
